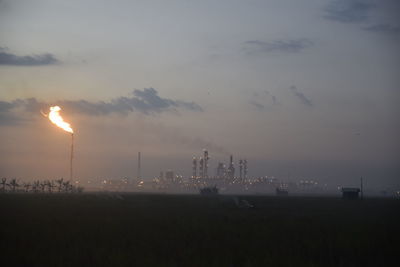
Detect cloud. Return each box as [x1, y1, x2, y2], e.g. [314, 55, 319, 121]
[264, 91, 279, 105]
[0, 100, 23, 125]
[289, 86, 313, 107]
[271, 95, 278, 105]
[153, 125, 231, 155]
[244, 39, 313, 54]
[363, 23, 400, 34]
[0, 47, 59, 66]
[249, 100, 265, 110]
[0, 100, 16, 112]
[66, 88, 202, 115]
[323, 0, 375, 23]
[0, 88, 203, 125]
[249, 90, 280, 111]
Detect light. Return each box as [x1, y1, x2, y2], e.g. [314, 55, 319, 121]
[48, 106, 73, 133]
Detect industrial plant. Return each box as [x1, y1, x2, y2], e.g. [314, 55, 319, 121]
[95, 149, 342, 196]
[4, 147, 396, 198]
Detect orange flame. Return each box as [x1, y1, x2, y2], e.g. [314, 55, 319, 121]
[48, 106, 73, 133]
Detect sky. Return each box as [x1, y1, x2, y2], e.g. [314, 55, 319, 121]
[0, 0, 399, 189]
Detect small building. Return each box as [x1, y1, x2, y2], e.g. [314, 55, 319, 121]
[165, 170, 174, 181]
[276, 187, 288, 196]
[341, 187, 360, 200]
[200, 186, 219, 196]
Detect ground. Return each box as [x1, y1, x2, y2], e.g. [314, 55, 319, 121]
[0, 193, 399, 266]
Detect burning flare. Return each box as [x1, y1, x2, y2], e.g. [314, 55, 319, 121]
[48, 106, 73, 133]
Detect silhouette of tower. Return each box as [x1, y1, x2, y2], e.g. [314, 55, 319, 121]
[137, 152, 141, 180]
[239, 159, 243, 181]
[227, 155, 235, 180]
[192, 157, 197, 179]
[216, 162, 226, 178]
[199, 157, 204, 179]
[203, 150, 209, 178]
[243, 159, 248, 179]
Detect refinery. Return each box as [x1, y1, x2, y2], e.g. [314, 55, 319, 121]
[90, 149, 354, 196]
[4, 146, 395, 198]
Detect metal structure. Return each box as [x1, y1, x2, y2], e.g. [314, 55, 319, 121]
[216, 162, 226, 178]
[70, 133, 74, 183]
[199, 157, 204, 179]
[227, 155, 235, 180]
[203, 150, 209, 178]
[192, 157, 197, 179]
[360, 177, 364, 200]
[341, 188, 361, 200]
[239, 159, 243, 181]
[137, 152, 141, 180]
[243, 159, 248, 180]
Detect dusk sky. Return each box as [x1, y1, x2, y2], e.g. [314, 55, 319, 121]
[1, 0, 399, 189]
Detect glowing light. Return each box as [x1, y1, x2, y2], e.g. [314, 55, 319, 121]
[48, 106, 73, 133]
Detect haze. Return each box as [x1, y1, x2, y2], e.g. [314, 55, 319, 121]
[0, 0, 399, 190]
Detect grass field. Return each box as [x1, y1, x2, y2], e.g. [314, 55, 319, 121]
[0, 193, 399, 266]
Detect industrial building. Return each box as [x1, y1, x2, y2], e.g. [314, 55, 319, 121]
[341, 188, 361, 200]
[227, 155, 235, 180]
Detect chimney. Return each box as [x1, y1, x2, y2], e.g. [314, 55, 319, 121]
[137, 152, 141, 180]
[192, 157, 197, 179]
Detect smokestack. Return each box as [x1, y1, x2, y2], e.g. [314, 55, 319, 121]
[360, 176, 364, 200]
[228, 155, 235, 179]
[199, 157, 204, 179]
[203, 150, 209, 179]
[243, 159, 247, 179]
[216, 162, 225, 178]
[137, 152, 141, 180]
[239, 159, 243, 180]
[192, 157, 197, 179]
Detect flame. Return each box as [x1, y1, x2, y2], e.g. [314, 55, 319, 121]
[48, 106, 73, 133]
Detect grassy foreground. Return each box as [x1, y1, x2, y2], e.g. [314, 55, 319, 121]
[0, 193, 399, 266]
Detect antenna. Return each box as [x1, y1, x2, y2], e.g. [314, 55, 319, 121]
[199, 157, 204, 179]
[192, 157, 197, 179]
[70, 133, 74, 183]
[137, 152, 141, 180]
[239, 160, 243, 181]
[360, 176, 364, 200]
[203, 150, 209, 179]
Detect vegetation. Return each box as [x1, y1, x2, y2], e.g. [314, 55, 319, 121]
[0, 178, 83, 193]
[200, 186, 219, 195]
[0, 194, 399, 266]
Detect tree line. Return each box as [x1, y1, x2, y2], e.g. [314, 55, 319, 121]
[0, 178, 83, 193]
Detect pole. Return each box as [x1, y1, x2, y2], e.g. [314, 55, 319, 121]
[137, 152, 141, 180]
[360, 176, 363, 200]
[70, 133, 74, 183]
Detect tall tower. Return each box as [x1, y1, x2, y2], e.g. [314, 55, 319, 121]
[203, 150, 209, 179]
[227, 155, 235, 180]
[216, 162, 226, 178]
[137, 152, 141, 180]
[239, 159, 243, 180]
[243, 159, 248, 180]
[192, 157, 197, 179]
[360, 176, 364, 200]
[199, 157, 204, 179]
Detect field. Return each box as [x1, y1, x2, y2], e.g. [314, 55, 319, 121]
[1, 193, 399, 266]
